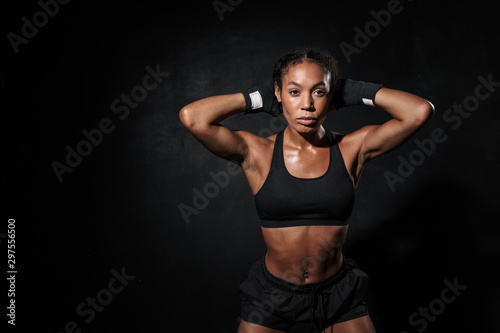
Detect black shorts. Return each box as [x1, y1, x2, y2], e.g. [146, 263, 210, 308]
[239, 255, 369, 332]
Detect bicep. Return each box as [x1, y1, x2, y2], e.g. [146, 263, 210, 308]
[187, 124, 251, 165]
[179, 93, 251, 165]
[360, 121, 416, 161]
[360, 88, 434, 161]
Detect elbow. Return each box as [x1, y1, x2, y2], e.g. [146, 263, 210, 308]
[179, 106, 196, 130]
[179, 106, 209, 136]
[413, 99, 435, 126]
[422, 98, 435, 119]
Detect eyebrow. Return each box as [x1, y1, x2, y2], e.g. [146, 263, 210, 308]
[287, 81, 326, 89]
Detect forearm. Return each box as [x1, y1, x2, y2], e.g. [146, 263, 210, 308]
[334, 78, 434, 124]
[374, 88, 434, 127]
[179, 93, 246, 131]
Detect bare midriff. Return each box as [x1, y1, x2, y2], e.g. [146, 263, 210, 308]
[261, 224, 349, 284]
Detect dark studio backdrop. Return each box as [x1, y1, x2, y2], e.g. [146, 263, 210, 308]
[3, 0, 500, 332]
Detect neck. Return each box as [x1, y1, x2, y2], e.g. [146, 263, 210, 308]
[284, 125, 327, 149]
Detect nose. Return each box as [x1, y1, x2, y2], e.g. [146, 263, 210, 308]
[301, 93, 315, 111]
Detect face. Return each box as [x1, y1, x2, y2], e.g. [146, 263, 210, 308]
[275, 60, 333, 134]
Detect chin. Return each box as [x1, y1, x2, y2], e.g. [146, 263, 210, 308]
[291, 122, 322, 134]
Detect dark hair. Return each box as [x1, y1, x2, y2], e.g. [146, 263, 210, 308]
[272, 47, 340, 92]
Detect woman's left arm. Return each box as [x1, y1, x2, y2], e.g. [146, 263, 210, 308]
[359, 88, 434, 162]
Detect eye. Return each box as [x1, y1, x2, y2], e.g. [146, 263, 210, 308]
[314, 89, 326, 97]
[289, 90, 300, 96]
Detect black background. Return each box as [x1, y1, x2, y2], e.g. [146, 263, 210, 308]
[3, 0, 500, 332]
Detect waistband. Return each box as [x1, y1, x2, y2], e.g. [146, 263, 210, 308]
[259, 254, 355, 294]
[260, 218, 349, 228]
[259, 254, 356, 332]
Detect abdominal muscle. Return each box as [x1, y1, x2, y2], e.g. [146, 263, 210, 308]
[261, 224, 349, 284]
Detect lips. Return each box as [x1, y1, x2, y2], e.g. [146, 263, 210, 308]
[297, 116, 317, 126]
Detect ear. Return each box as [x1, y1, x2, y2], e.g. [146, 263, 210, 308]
[274, 82, 281, 103]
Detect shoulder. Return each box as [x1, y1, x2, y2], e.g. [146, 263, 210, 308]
[332, 125, 378, 146]
[234, 130, 277, 148]
[330, 126, 379, 165]
[235, 130, 277, 170]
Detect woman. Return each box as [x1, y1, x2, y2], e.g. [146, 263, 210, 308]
[179, 48, 433, 333]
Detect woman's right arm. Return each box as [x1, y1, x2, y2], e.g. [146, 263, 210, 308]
[179, 93, 250, 165]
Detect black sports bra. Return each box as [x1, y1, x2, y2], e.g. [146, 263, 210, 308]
[254, 129, 355, 228]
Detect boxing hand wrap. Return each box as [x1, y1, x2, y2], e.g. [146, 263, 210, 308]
[243, 84, 282, 116]
[333, 78, 383, 108]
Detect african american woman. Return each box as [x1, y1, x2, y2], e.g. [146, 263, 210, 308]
[179, 47, 434, 333]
